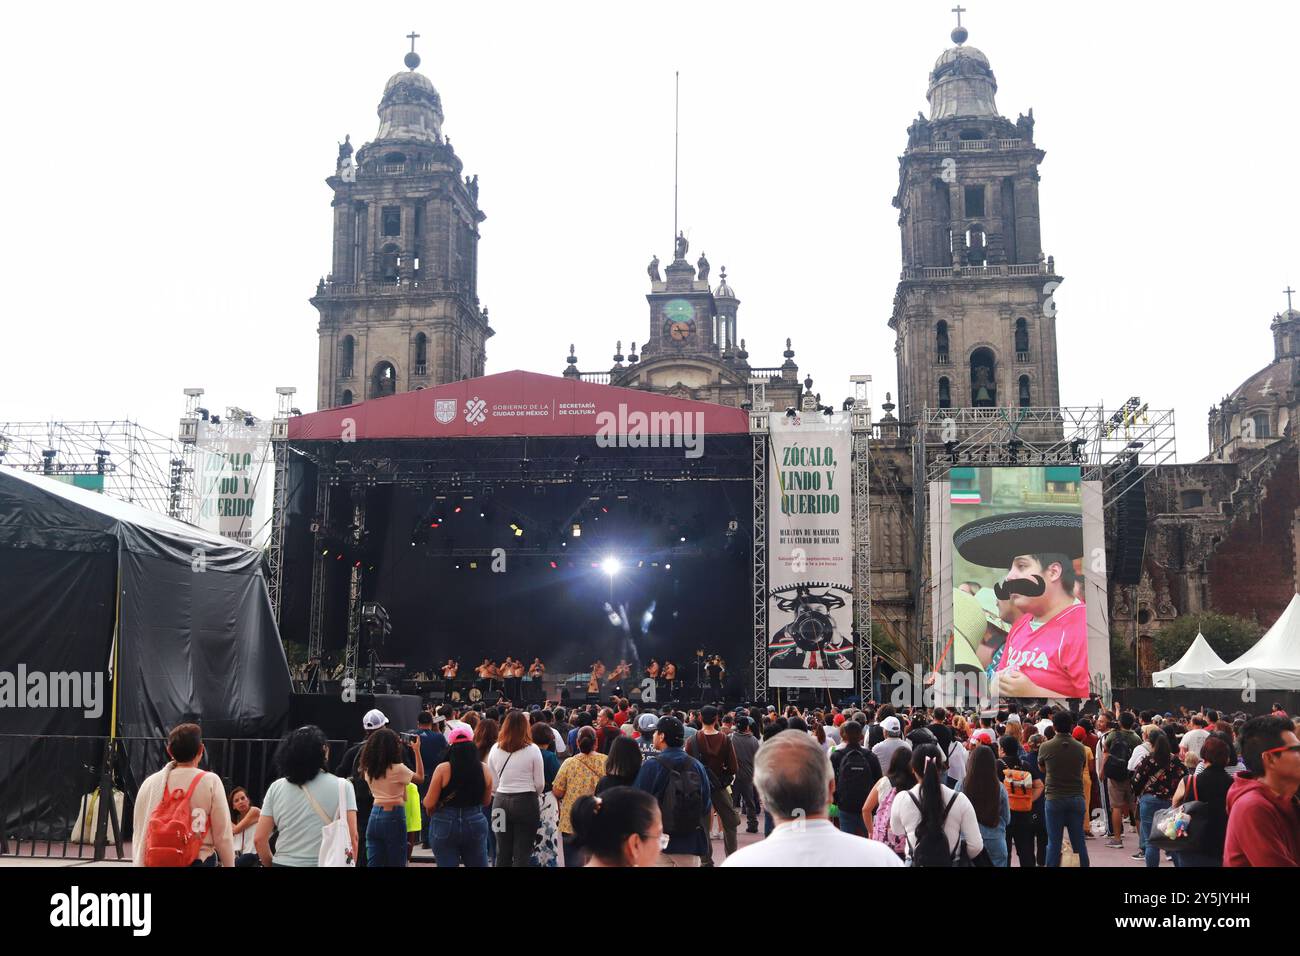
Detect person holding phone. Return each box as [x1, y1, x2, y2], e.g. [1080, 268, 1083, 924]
[359, 727, 424, 867]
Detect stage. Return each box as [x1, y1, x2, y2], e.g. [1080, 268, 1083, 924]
[275, 372, 759, 694]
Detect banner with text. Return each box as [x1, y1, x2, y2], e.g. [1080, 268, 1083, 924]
[767, 414, 854, 688]
[193, 420, 273, 549]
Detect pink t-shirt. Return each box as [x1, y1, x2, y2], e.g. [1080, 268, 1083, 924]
[995, 601, 1089, 698]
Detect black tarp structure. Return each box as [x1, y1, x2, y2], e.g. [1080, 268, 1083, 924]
[0, 468, 291, 835]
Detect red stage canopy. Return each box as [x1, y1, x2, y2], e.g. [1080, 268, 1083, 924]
[288, 370, 751, 441]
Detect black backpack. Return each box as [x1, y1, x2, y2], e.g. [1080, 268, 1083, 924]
[835, 747, 877, 814]
[1103, 732, 1133, 782]
[907, 791, 960, 867]
[657, 755, 706, 837]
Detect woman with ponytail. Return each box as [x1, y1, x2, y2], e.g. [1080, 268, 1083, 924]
[569, 786, 663, 867]
[887, 743, 984, 866]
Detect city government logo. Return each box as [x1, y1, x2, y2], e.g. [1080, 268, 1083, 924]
[434, 398, 457, 424]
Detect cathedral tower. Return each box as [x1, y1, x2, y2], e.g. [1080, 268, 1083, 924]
[890, 19, 1061, 422]
[312, 36, 491, 409]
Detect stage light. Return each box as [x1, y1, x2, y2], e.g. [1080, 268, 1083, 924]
[480, 512, 486, 519]
[354, 561, 362, 568]
[571, 523, 582, 538]
[601, 556, 621, 576]
[664, 563, 672, 570]
[469, 562, 478, 569]
[549, 561, 557, 569]
[454, 506, 462, 514]
[680, 536, 686, 542]
[335, 554, 344, 561]
[322, 548, 329, 556]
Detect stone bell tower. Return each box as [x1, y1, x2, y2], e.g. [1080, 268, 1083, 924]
[312, 34, 492, 409]
[889, 15, 1062, 422]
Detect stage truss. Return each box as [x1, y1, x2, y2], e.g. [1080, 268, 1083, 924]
[907, 401, 1176, 671]
[0, 419, 182, 516]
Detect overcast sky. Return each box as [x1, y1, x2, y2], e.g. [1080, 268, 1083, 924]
[3, 1, 1297, 462]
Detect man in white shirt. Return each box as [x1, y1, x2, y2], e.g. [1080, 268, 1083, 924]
[723, 730, 903, 867]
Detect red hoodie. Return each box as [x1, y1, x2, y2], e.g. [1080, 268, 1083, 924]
[1223, 773, 1300, 867]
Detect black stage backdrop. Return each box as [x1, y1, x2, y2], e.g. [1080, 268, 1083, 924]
[285, 475, 753, 683]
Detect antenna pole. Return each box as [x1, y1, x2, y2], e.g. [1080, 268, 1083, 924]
[674, 71, 679, 247]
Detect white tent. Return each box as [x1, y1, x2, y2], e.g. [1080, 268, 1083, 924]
[1203, 593, 1300, 689]
[1151, 632, 1228, 688]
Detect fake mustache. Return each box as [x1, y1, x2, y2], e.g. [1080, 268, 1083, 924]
[994, 575, 1047, 600]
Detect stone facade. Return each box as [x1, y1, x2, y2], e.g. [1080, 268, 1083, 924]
[566, 238, 804, 412]
[1112, 306, 1300, 671]
[312, 54, 491, 410]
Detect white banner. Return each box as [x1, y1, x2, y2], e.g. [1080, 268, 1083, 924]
[767, 414, 854, 688]
[193, 420, 274, 549]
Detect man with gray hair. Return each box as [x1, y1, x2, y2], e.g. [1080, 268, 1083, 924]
[722, 731, 903, 867]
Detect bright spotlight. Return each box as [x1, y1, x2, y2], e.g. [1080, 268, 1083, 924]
[600, 556, 621, 576]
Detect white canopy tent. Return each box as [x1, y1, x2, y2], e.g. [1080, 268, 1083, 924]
[1203, 593, 1300, 689]
[1151, 632, 1228, 688]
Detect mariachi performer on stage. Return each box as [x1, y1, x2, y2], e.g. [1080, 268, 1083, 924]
[954, 509, 1089, 700]
[662, 660, 677, 698]
[706, 655, 725, 703]
[528, 657, 545, 679]
[506, 658, 525, 701]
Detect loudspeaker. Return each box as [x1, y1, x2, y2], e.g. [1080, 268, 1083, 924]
[1112, 472, 1148, 586]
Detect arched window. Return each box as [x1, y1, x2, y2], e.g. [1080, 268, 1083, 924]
[380, 244, 400, 282]
[938, 377, 951, 409]
[414, 333, 428, 376]
[339, 335, 355, 378]
[1252, 412, 1271, 439]
[341, 389, 353, 406]
[371, 362, 397, 399]
[1014, 318, 1029, 355]
[1018, 375, 1031, 408]
[970, 348, 996, 407]
[936, 321, 949, 363]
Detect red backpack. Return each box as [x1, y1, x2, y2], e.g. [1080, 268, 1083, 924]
[144, 768, 210, 867]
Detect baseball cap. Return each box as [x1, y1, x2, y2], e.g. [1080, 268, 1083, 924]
[833, 713, 846, 726]
[637, 712, 660, 734]
[971, 729, 995, 746]
[362, 709, 388, 731]
[881, 716, 901, 735]
[1005, 713, 1022, 724]
[447, 726, 473, 745]
[656, 715, 684, 742]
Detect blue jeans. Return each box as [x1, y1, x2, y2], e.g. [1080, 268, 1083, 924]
[838, 810, 868, 838]
[1044, 795, 1090, 867]
[429, 806, 490, 868]
[365, 805, 408, 867]
[1139, 795, 1171, 868]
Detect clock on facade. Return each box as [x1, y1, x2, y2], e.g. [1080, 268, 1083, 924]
[663, 298, 695, 343]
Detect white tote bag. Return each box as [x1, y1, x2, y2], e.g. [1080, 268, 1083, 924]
[301, 776, 355, 867]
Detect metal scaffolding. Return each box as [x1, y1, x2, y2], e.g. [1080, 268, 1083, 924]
[850, 375, 874, 702]
[0, 419, 181, 516]
[748, 379, 771, 702]
[907, 400, 1177, 671]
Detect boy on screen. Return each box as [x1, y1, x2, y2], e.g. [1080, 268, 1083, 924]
[954, 511, 1088, 699]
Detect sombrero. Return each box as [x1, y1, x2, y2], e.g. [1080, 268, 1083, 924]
[954, 510, 1083, 570]
[951, 588, 986, 670]
[974, 587, 1011, 633]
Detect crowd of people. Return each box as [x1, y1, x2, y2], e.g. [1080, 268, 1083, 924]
[129, 695, 1300, 868]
